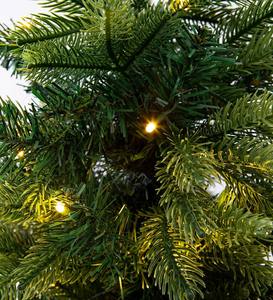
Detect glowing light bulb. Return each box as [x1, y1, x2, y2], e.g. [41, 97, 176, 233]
[55, 201, 66, 214]
[145, 121, 157, 133]
[16, 150, 25, 159]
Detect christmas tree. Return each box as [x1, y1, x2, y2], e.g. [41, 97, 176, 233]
[0, 0, 273, 299]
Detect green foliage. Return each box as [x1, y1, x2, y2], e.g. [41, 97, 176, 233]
[139, 210, 205, 300]
[195, 92, 273, 213]
[0, 0, 273, 299]
[205, 91, 273, 135]
[220, 0, 273, 44]
[39, 0, 85, 14]
[157, 135, 219, 194]
[239, 27, 273, 70]
[202, 205, 273, 297]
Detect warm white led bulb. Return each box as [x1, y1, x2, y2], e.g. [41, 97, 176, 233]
[16, 150, 25, 159]
[55, 201, 66, 213]
[145, 121, 157, 133]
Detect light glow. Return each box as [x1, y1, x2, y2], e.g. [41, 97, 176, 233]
[16, 150, 25, 159]
[19, 18, 32, 28]
[55, 201, 66, 214]
[145, 121, 157, 133]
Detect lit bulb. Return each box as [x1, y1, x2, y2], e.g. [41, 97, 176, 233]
[145, 121, 157, 133]
[55, 201, 66, 214]
[16, 150, 25, 159]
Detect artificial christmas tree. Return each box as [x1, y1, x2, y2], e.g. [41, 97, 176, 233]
[0, 0, 273, 299]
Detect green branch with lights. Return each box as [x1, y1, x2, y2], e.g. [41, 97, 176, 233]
[0, 0, 273, 299]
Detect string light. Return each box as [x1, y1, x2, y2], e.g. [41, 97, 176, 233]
[16, 150, 25, 159]
[55, 201, 66, 214]
[145, 121, 157, 133]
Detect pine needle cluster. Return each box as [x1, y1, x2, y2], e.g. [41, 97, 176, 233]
[0, 0, 273, 299]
